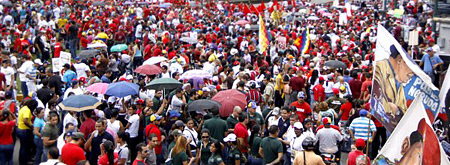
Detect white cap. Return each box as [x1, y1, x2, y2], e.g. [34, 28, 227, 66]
[272, 107, 280, 115]
[224, 133, 237, 142]
[34, 59, 43, 65]
[293, 122, 303, 130]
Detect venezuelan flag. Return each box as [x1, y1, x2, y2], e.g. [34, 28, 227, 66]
[300, 27, 310, 55]
[258, 15, 269, 53]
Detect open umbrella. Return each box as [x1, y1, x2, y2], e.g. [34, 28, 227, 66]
[87, 42, 107, 48]
[105, 81, 140, 97]
[58, 95, 101, 112]
[234, 20, 250, 25]
[187, 99, 221, 112]
[324, 60, 347, 69]
[0, 1, 12, 7]
[307, 16, 320, 20]
[143, 57, 168, 65]
[86, 83, 109, 94]
[110, 44, 128, 52]
[92, 1, 105, 6]
[233, 12, 244, 16]
[123, 1, 133, 5]
[212, 89, 246, 117]
[179, 70, 212, 80]
[159, 3, 172, 8]
[78, 49, 100, 59]
[179, 37, 198, 44]
[134, 64, 163, 75]
[146, 78, 182, 91]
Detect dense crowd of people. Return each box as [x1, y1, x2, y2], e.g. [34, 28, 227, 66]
[0, 0, 446, 165]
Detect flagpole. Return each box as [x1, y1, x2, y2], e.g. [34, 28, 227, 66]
[366, 116, 371, 157]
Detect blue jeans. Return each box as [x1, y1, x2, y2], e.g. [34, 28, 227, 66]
[247, 154, 263, 165]
[17, 129, 33, 165]
[69, 39, 78, 58]
[21, 81, 28, 97]
[0, 144, 14, 165]
[34, 138, 45, 165]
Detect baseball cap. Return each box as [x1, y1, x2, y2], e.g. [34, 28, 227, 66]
[169, 110, 181, 118]
[72, 132, 85, 139]
[171, 129, 183, 136]
[319, 77, 324, 81]
[297, 91, 305, 98]
[272, 107, 280, 115]
[248, 102, 257, 109]
[359, 109, 368, 116]
[355, 138, 366, 148]
[426, 47, 433, 52]
[339, 85, 346, 91]
[332, 88, 339, 95]
[34, 59, 43, 65]
[150, 114, 162, 122]
[223, 133, 237, 142]
[136, 99, 145, 105]
[323, 118, 330, 125]
[174, 120, 185, 127]
[293, 122, 303, 130]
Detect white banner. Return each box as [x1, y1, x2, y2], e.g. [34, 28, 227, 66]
[440, 68, 450, 119]
[60, 52, 71, 65]
[52, 58, 61, 73]
[311, 0, 334, 4]
[371, 24, 441, 132]
[373, 95, 450, 165]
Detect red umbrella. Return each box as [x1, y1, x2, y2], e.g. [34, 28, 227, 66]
[212, 89, 246, 117]
[134, 64, 163, 75]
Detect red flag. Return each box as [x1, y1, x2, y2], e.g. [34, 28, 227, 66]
[293, 0, 296, 7]
[268, 6, 274, 12]
[273, 0, 278, 7]
[260, 0, 266, 10]
[250, 4, 259, 15]
[230, 4, 236, 11]
[238, 3, 243, 11]
[243, 4, 251, 15]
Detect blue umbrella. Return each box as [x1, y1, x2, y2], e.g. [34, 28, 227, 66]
[105, 81, 140, 97]
[159, 3, 172, 8]
[58, 95, 101, 112]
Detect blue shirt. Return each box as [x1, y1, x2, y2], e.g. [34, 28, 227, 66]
[421, 54, 443, 74]
[101, 75, 110, 83]
[62, 70, 77, 87]
[33, 118, 45, 139]
[349, 117, 376, 141]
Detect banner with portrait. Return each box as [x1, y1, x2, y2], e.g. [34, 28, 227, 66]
[373, 95, 450, 165]
[370, 24, 441, 132]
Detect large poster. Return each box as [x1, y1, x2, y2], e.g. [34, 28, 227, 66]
[370, 24, 441, 132]
[373, 95, 450, 165]
[60, 52, 71, 65]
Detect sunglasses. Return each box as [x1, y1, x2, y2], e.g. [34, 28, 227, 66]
[202, 136, 209, 139]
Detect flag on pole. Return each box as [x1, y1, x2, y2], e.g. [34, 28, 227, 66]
[260, 0, 266, 10]
[258, 15, 269, 54]
[250, 4, 259, 15]
[243, 4, 251, 15]
[300, 27, 310, 55]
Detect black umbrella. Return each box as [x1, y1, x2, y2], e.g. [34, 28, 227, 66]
[0, 1, 12, 7]
[324, 60, 347, 69]
[145, 78, 182, 91]
[187, 99, 221, 112]
[78, 49, 100, 59]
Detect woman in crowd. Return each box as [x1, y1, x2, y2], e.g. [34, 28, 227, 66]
[248, 125, 263, 165]
[115, 131, 129, 165]
[171, 136, 195, 165]
[107, 109, 124, 134]
[208, 140, 225, 165]
[98, 140, 118, 165]
[196, 129, 213, 165]
[0, 110, 16, 165]
[33, 107, 46, 165]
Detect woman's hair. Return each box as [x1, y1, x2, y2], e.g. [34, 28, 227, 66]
[34, 107, 44, 117]
[111, 109, 119, 118]
[319, 102, 329, 111]
[310, 69, 319, 84]
[1, 109, 10, 121]
[249, 125, 260, 149]
[103, 140, 115, 165]
[212, 140, 223, 157]
[26, 99, 38, 111]
[117, 131, 130, 143]
[172, 136, 187, 157]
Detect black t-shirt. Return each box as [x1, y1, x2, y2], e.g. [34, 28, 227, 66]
[88, 131, 114, 165]
[68, 25, 78, 40]
[36, 87, 55, 106]
[48, 75, 62, 96]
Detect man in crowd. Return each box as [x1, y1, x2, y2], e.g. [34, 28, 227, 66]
[259, 125, 283, 165]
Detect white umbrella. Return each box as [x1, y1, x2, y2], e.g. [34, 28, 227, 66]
[307, 16, 320, 21]
[143, 56, 168, 65]
[180, 37, 198, 44]
[87, 42, 107, 49]
[179, 70, 212, 80]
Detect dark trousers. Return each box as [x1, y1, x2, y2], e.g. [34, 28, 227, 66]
[0, 144, 14, 165]
[17, 129, 33, 165]
[128, 136, 142, 163]
[34, 138, 45, 165]
[275, 90, 283, 107]
[371, 127, 387, 159]
[21, 81, 28, 97]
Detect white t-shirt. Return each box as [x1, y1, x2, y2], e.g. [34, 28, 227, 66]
[63, 87, 84, 100]
[115, 144, 129, 162]
[63, 113, 78, 131]
[1, 66, 15, 86]
[18, 60, 34, 82]
[73, 62, 90, 79]
[126, 114, 140, 138]
[183, 127, 199, 148]
[135, 24, 143, 38]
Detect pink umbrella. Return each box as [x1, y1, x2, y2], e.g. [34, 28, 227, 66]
[87, 83, 109, 94]
[234, 20, 250, 26]
[322, 12, 333, 18]
[212, 89, 246, 117]
[134, 64, 163, 75]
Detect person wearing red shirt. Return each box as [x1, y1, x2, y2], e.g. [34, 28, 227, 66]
[339, 96, 353, 125]
[347, 139, 370, 165]
[0, 110, 15, 165]
[152, 44, 162, 57]
[360, 73, 372, 100]
[80, 111, 96, 139]
[80, 33, 88, 50]
[144, 115, 163, 163]
[61, 132, 86, 165]
[132, 143, 148, 165]
[313, 77, 326, 102]
[144, 44, 152, 60]
[54, 38, 63, 58]
[98, 140, 119, 165]
[234, 113, 249, 153]
[289, 92, 312, 122]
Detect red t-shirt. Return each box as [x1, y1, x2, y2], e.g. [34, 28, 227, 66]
[313, 84, 325, 102]
[145, 124, 162, 154]
[340, 102, 352, 120]
[54, 42, 62, 57]
[0, 72, 5, 91]
[98, 153, 119, 165]
[0, 121, 15, 145]
[132, 159, 148, 165]
[234, 122, 249, 153]
[347, 150, 370, 165]
[61, 143, 86, 165]
[80, 37, 88, 48]
[80, 118, 96, 139]
[290, 101, 312, 122]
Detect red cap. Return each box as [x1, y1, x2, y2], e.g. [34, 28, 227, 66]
[122, 50, 127, 54]
[79, 77, 87, 83]
[136, 99, 145, 105]
[233, 61, 240, 66]
[323, 118, 329, 125]
[319, 77, 325, 81]
[135, 39, 140, 43]
[429, 39, 435, 43]
[216, 85, 221, 91]
[365, 103, 371, 111]
[332, 88, 339, 95]
[355, 139, 365, 148]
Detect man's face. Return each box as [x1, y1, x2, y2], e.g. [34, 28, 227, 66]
[396, 58, 414, 83]
[150, 137, 158, 147]
[146, 99, 154, 107]
[298, 97, 304, 103]
[50, 116, 58, 126]
[128, 107, 135, 115]
[399, 141, 423, 165]
[155, 91, 162, 98]
[289, 117, 296, 125]
[95, 122, 105, 133]
[140, 146, 149, 158]
[281, 110, 290, 120]
[304, 122, 312, 130]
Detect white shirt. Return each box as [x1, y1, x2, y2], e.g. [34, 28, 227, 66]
[169, 62, 183, 75]
[18, 60, 34, 82]
[183, 127, 199, 148]
[1, 66, 14, 86]
[268, 116, 280, 127]
[63, 113, 78, 131]
[39, 159, 66, 165]
[73, 62, 90, 79]
[135, 24, 143, 38]
[63, 87, 84, 100]
[126, 114, 140, 138]
[107, 119, 121, 133]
